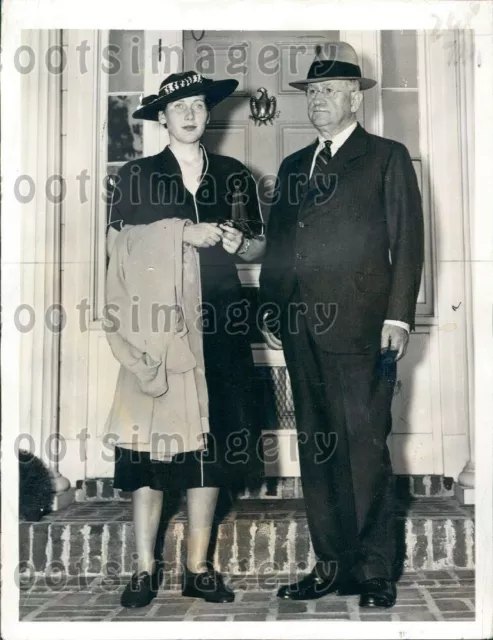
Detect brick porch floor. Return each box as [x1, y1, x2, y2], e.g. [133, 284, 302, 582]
[19, 569, 475, 622]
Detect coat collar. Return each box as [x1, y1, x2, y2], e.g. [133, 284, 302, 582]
[297, 123, 370, 214]
[329, 121, 369, 170]
[298, 122, 369, 178]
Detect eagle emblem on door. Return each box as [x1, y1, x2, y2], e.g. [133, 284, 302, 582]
[249, 88, 280, 125]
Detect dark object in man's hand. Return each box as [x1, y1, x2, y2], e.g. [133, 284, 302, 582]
[377, 349, 398, 380]
[218, 218, 265, 239]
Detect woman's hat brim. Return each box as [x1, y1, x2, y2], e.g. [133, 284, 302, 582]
[132, 78, 239, 121]
[289, 76, 377, 91]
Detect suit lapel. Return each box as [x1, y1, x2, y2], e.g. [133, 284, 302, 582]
[329, 122, 369, 177]
[301, 124, 370, 215]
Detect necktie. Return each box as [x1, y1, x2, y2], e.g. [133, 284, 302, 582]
[310, 140, 333, 189]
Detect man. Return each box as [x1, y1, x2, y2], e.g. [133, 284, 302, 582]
[258, 42, 424, 608]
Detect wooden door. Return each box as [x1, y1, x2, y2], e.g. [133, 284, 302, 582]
[184, 30, 341, 475]
[183, 30, 446, 477]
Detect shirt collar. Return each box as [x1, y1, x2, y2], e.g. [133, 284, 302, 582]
[316, 120, 358, 155]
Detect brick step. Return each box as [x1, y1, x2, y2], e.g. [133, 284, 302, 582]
[75, 475, 455, 502]
[20, 497, 474, 578]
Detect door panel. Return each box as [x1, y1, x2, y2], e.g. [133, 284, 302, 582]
[202, 125, 250, 164]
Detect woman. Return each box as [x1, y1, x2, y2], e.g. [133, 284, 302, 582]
[106, 71, 266, 608]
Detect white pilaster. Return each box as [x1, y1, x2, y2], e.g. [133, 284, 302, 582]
[19, 29, 74, 510]
[455, 30, 476, 505]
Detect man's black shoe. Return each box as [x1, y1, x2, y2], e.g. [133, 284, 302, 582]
[120, 569, 159, 608]
[359, 578, 396, 608]
[335, 580, 361, 596]
[277, 571, 354, 601]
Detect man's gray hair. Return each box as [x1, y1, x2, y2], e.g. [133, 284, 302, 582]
[346, 79, 361, 92]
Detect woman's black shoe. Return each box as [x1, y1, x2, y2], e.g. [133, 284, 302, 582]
[120, 570, 159, 608]
[182, 567, 235, 603]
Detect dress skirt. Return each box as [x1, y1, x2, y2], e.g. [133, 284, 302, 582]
[114, 435, 230, 492]
[113, 292, 263, 493]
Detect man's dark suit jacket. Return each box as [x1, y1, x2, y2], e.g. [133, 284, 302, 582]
[259, 123, 424, 354]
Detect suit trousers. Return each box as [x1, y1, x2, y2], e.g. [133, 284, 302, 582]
[281, 286, 397, 582]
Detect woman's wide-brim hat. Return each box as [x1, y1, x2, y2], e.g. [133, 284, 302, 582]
[132, 71, 239, 121]
[289, 41, 376, 91]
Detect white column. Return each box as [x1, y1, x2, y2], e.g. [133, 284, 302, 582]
[19, 29, 73, 510]
[455, 30, 475, 504]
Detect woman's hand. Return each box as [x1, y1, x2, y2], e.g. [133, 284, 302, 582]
[219, 223, 244, 254]
[183, 223, 224, 248]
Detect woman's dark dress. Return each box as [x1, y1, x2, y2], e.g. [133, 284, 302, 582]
[108, 145, 263, 491]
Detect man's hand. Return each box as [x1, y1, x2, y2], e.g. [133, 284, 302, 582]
[219, 222, 244, 254]
[183, 223, 223, 248]
[380, 324, 409, 361]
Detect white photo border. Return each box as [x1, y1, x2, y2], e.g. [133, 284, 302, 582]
[1, 1, 492, 639]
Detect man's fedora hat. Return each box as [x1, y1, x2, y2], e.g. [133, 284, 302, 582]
[289, 41, 376, 91]
[132, 71, 239, 121]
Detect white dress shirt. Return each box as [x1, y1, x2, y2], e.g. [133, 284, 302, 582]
[309, 120, 410, 334]
[309, 121, 358, 178]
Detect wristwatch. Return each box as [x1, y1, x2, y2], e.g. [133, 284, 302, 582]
[237, 237, 251, 255]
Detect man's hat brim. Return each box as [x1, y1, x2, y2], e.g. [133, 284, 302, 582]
[289, 48, 377, 91]
[133, 78, 238, 121]
[289, 76, 377, 91]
